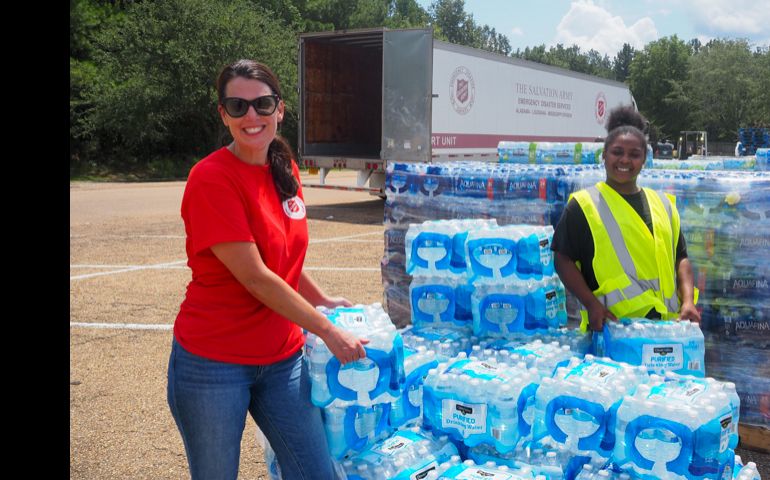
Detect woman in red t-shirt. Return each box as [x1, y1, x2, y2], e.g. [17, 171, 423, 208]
[167, 60, 367, 480]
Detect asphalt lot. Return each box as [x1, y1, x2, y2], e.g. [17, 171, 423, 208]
[70, 171, 385, 479]
[70, 170, 768, 479]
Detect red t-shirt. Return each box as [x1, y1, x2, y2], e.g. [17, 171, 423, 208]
[174, 147, 308, 365]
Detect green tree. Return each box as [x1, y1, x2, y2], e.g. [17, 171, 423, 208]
[513, 44, 547, 64]
[478, 25, 511, 56]
[585, 49, 614, 80]
[429, 0, 510, 55]
[628, 36, 692, 140]
[303, 0, 357, 30]
[612, 43, 635, 82]
[300, 0, 428, 31]
[748, 46, 770, 127]
[70, 0, 127, 171]
[74, 0, 299, 173]
[687, 39, 763, 141]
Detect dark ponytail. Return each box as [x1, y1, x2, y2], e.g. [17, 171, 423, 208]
[268, 135, 299, 201]
[603, 104, 648, 154]
[217, 60, 299, 202]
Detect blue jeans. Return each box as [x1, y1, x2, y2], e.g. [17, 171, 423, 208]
[167, 339, 336, 480]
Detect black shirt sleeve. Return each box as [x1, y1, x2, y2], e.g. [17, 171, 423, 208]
[676, 229, 688, 262]
[551, 197, 599, 291]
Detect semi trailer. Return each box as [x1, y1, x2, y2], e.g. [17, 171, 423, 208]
[297, 27, 636, 194]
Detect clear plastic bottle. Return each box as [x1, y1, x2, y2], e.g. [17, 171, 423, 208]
[308, 339, 332, 406]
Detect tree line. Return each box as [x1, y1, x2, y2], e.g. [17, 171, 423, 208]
[70, 0, 770, 177]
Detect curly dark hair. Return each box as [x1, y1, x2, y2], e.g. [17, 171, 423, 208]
[603, 104, 647, 155]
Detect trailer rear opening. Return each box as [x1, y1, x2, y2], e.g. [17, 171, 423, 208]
[302, 31, 383, 161]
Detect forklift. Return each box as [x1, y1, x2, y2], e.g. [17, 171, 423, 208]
[677, 131, 708, 160]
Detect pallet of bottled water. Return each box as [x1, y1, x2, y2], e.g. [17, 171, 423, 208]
[612, 371, 740, 480]
[405, 219, 568, 335]
[597, 318, 705, 377]
[651, 157, 761, 171]
[340, 427, 460, 480]
[497, 141, 607, 165]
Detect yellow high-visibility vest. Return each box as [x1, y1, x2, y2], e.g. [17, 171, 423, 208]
[572, 182, 685, 331]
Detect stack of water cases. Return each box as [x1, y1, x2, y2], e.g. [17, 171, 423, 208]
[384, 158, 770, 429]
[405, 218, 498, 330]
[383, 161, 604, 328]
[405, 219, 569, 338]
[651, 158, 759, 171]
[612, 372, 740, 480]
[643, 169, 770, 428]
[304, 303, 405, 459]
[498, 141, 605, 165]
[738, 128, 770, 156]
[598, 318, 705, 377]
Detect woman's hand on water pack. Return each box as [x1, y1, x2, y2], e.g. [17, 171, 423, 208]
[320, 296, 353, 309]
[323, 325, 369, 365]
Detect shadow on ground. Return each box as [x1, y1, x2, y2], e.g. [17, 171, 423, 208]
[305, 199, 384, 225]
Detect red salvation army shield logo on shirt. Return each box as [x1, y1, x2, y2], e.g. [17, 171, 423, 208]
[282, 196, 306, 220]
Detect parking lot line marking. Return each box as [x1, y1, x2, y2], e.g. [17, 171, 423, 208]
[70, 260, 187, 280]
[71, 264, 188, 269]
[70, 234, 186, 239]
[70, 262, 378, 279]
[309, 231, 381, 244]
[304, 267, 380, 271]
[71, 322, 173, 331]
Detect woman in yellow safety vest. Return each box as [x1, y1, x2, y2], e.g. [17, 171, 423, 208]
[551, 105, 701, 332]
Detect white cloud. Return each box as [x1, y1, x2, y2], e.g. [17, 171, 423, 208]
[510, 27, 524, 37]
[684, 0, 770, 40]
[554, 0, 659, 56]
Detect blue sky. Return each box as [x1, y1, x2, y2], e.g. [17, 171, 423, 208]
[416, 0, 770, 57]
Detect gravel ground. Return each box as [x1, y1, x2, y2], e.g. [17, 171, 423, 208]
[70, 172, 769, 479]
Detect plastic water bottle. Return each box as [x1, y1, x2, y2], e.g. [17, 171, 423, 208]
[323, 406, 348, 459]
[489, 383, 519, 452]
[736, 461, 761, 480]
[307, 338, 333, 407]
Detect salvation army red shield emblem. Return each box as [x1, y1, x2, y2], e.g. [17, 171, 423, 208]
[456, 79, 469, 103]
[595, 92, 607, 124]
[449, 66, 475, 115]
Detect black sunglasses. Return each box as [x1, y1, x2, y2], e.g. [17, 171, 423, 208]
[222, 95, 280, 117]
